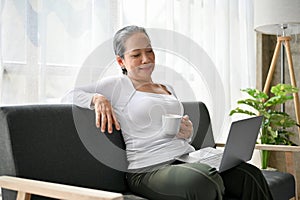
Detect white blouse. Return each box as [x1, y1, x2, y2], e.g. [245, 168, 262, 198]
[62, 75, 195, 169]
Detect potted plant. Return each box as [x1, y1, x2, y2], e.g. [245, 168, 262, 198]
[230, 83, 299, 169]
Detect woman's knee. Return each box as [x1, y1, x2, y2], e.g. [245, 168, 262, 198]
[127, 163, 225, 200]
[175, 163, 225, 199]
[235, 162, 265, 179]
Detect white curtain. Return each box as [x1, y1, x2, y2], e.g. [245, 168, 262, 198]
[0, 0, 255, 141]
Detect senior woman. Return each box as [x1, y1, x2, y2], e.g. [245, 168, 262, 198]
[62, 25, 273, 200]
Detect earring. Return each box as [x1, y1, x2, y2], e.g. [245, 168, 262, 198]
[121, 67, 127, 75]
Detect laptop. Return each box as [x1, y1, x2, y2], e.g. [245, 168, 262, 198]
[176, 116, 263, 172]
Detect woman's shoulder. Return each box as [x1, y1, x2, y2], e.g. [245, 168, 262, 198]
[98, 74, 135, 105]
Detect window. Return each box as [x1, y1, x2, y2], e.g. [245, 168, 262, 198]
[0, 0, 255, 141]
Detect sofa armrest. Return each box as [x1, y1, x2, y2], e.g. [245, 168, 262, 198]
[216, 143, 298, 200]
[0, 176, 123, 200]
[255, 144, 300, 200]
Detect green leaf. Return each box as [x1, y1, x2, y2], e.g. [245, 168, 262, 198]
[241, 88, 268, 99]
[269, 114, 297, 127]
[229, 108, 257, 116]
[274, 130, 296, 145]
[264, 95, 293, 107]
[260, 133, 276, 144]
[271, 84, 299, 96]
[268, 110, 288, 116]
[237, 99, 263, 111]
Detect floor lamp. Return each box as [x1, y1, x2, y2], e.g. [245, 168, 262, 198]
[254, 2, 300, 198]
[254, 0, 300, 139]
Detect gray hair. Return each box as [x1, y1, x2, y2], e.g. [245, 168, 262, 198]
[113, 25, 150, 58]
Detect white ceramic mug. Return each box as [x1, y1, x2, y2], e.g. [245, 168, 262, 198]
[162, 114, 182, 136]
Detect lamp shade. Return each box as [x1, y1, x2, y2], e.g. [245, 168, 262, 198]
[254, 0, 300, 35]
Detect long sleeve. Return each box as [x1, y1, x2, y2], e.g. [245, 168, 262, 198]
[61, 84, 97, 109]
[61, 75, 136, 110]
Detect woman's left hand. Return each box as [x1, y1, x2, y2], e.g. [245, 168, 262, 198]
[176, 115, 193, 140]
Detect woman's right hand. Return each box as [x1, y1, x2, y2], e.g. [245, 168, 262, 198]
[92, 94, 121, 133]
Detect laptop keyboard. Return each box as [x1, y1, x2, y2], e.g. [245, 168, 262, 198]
[198, 153, 223, 169]
[176, 147, 224, 170]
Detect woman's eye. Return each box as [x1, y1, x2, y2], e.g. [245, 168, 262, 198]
[131, 54, 140, 58]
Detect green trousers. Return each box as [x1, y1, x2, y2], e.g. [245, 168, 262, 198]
[126, 162, 273, 200]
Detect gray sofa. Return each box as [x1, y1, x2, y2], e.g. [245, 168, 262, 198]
[0, 102, 296, 200]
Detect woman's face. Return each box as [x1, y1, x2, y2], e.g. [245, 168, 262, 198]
[117, 32, 155, 81]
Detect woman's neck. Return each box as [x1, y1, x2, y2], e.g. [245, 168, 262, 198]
[129, 76, 153, 89]
[128, 76, 170, 95]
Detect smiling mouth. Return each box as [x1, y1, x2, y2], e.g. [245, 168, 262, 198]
[139, 64, 153, 70]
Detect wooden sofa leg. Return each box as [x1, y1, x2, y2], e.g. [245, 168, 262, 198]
[16, 191, 31, 200]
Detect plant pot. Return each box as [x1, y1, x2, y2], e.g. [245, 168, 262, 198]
[261, 149, 270, 169]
